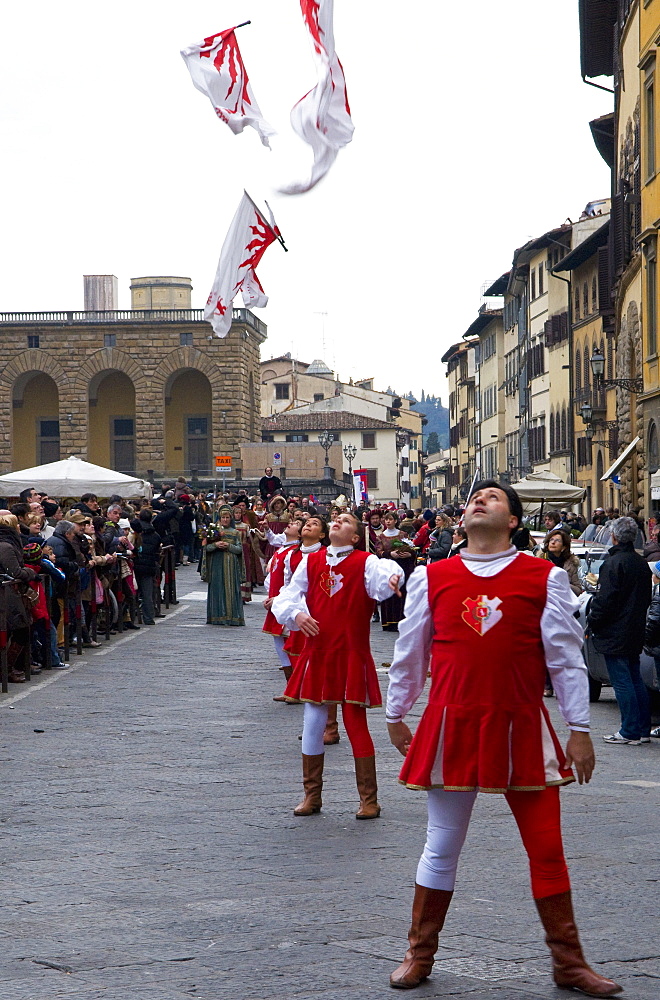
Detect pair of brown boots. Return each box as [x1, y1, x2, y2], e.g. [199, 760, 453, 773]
[293, 753, 381, 820]
[389, 883, 622, 996]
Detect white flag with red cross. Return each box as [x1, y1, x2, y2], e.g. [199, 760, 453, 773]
[204, 193, 281, 339]
[282, 0, 354, 194]
[181, 25, 275, 148]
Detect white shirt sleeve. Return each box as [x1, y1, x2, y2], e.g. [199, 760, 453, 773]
[272, 558, 310, 631]
[364, 554, 405, 601]
[385, 567, 433, 722]
[267, 528, 286, 548]
[542, 566, 590, 732]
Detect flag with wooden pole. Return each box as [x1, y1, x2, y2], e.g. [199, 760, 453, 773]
[204, 191, 287, 339]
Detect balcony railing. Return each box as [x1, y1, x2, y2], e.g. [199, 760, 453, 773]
[0, 307, 267, 337]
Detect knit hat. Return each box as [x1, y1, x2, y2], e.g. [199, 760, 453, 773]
[23, 539, 44, 562]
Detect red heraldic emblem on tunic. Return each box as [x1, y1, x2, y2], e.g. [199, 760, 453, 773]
[398, 555, 575, 794]
[461, 595, 503, 635]
[284, 549, 382, 707]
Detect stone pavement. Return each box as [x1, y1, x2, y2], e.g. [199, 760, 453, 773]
[1, 568, 660, 999]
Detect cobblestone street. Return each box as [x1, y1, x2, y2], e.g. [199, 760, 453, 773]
[2, 569, 660, 999]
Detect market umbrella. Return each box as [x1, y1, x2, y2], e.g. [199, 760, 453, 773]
[509, 471, 586, 518]
[0, 455, 151, 499]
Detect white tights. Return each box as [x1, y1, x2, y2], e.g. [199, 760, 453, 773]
[272, 635, 291, 669]
[301, 702, 329, 755]
[416, 789, 477, 891]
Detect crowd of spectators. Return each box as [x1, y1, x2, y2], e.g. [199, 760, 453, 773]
[0, 478, 216, 686]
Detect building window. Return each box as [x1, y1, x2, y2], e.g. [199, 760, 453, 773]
[365, 469, 378, 489]
[285, 433, 308, 442]
[275, 383, 290, 400]
[646, 68, 656, 179]
[179, 332, 193, 346]
[538, 264, 544, 296]
[104, 333, 117, 348]
[549, 412, 555, 453]
[362, 432, 376, 449]
[607, 337, 614, 380]
[262, 434, 274, 442]
[582, 282, 589, 317]
[186, 416, 210, 474]
[574, 287, 580, 321]
[561, 407, 567, 450]
[112, 417, 135, 473]
[313, 393, 324, 402]
[38, 419, 60, 464]
[592, 275, 598, 313]
[27, 335, 39, 349]
[647, 238, 658, 356]
[531, 269, 536, 300]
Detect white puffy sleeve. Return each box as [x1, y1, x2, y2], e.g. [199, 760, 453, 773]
[543, 566, 590, 731]
[267, 528, 286, 548]
[272, 559, 310, 631]
[364, 554, 405, 601]
[385, 567, 433, 722]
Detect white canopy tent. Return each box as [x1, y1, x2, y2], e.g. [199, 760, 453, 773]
[509, 471, 586, 516]
[0, 455, 151, 499]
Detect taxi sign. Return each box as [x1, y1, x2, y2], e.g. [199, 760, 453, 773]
[215, 455, 232, 468]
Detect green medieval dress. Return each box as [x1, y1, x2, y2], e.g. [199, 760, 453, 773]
[203, 525, 245, 627]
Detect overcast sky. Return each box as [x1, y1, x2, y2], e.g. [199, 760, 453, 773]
[0, 1, 611, 402]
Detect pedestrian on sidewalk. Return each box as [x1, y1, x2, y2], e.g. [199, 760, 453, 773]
[130, 512, 161, 625]
[385, 479, 621, 997]
[272, 511, 404, 820]
[202, 506, 244, 627]
[587, 516, 652, 746]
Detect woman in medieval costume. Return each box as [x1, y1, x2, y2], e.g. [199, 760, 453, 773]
[202, 506, 244, 627]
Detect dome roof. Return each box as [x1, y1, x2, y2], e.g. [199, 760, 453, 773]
[306, 358, 333, 375]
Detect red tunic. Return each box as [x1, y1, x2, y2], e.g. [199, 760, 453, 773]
[398, 554, 574, 793]
[284, 548, 382, 707]
[262, 548, 290, 636]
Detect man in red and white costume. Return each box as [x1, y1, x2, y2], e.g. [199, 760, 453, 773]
[273, 511, 404, 820]
[263, 518, 304, 701]
[386, 481, 621, 997]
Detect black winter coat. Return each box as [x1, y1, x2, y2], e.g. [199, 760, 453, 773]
[427, 528, 453, 563]
[48, 534, 81, 594]
[645, 589, 660, 656]
[0, 525, 36, 630]
[133, 526, 162, 577]
[588, 542, 652, 656]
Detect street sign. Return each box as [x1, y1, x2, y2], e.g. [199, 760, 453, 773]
[215, 455, 232, 468]
[273, 451, 282, 462]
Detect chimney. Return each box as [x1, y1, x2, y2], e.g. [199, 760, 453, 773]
[84, 275, 118, 311]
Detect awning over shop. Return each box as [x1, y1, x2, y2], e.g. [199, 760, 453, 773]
[600, 436, 640, 481]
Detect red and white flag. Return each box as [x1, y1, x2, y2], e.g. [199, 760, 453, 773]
[181, 27, 275, 148]
[281, 0, 354, 194]
[205, 193, 281, 338]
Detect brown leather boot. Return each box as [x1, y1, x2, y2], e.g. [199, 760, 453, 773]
[355, 755, 381, 819]
[535, 891, 622, 997]
[323, 703, 340, 744]
[390, 884, 453, 989]
[293, 754, 324, 816]
[273, 664, 293, 702]
[7, 642, 26, 682]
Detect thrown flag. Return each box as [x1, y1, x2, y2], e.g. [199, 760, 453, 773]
[205, 192, 282, 338]
[281, 0, 354, 194]
[181, 24, 275, 148]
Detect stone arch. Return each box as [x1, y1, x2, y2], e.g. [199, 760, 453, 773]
[0, 349, 67, 391]
[150, 346, 221, 393]
[74, 347, 147, 396]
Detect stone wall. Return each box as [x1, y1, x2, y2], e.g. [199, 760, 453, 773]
[0, 312, 265, 477]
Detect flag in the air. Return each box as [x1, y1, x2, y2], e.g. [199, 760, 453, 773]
[181, 26, 275, 148]
[281, 0, 354, 194]
[205, 193, 281, 339]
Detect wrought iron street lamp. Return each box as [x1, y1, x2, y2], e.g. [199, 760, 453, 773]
[343, 443, 357, 476]
[580, 402, 593, 425]
[589, 347, 643, 393]
[318, 430, 335, 466]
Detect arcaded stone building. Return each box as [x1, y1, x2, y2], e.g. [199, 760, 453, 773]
[0, 276, 265, 478]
